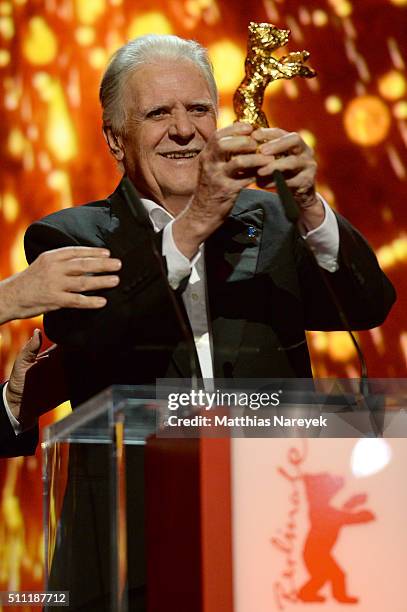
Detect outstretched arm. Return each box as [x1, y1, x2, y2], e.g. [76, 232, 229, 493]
[0, 246, 121, 325]
[248, 126, 396, 330]
[297, 213, 396, 331]
[24, 219, 184, 351]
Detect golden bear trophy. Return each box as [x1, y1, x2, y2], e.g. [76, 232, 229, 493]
[233, 22, 316, 129]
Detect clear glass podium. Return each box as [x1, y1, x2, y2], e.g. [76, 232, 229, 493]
[41, 381, 407, 612]
[42, 386, 159, 612]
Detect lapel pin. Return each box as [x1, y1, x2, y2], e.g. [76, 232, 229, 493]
[247, 225, 257, 238]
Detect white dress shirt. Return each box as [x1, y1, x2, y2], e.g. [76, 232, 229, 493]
[3, 383, 21, 433]
[4, 195, 339, 434]
[144, 195, 339, 381]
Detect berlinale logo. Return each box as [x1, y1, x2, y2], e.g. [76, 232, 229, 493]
[271, 443, 375, 609]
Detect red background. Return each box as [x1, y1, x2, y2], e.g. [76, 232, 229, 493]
[0, 0, 406, 600]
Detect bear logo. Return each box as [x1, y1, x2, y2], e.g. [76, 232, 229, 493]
[297, 472, 375, 604]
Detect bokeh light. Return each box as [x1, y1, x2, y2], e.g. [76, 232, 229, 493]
[22, 17, 58, 65]
[208, 40, 245, 94]
[393, 100, 407, 119]
[127, 12, 173, 38]
[75, 0, 107, 25]
[325, 95, 342, 114]
[378, 70, 406, 100]
[0, 0, 406, 596]
[343, 96, 391, 146]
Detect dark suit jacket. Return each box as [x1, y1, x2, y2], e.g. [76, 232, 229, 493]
[23, 178, 395, 407]
[1, 179, 396, 456]
[0, 383, 38, 457]
[20, 179, 396, 609]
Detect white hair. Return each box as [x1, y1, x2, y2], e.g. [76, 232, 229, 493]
[100, 34, 218, 135]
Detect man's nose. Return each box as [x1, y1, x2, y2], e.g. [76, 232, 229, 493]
[168, 108, 195, 140]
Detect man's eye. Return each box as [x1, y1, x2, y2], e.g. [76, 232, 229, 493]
[190, 105, 209, 114]
[147, 109, 167, 119]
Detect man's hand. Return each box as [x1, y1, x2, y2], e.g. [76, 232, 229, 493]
[252, 127, 325, 232]
[173, 122, 268, 258]
[0, 246, 122, 324]
[6, 329, 42, 426]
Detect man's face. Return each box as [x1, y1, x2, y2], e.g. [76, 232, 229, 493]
[119, 59, 217, 209]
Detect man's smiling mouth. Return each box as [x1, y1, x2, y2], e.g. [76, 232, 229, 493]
[159, 149, 201, 159]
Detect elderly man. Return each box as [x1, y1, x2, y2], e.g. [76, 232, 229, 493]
[18, 35, 394, 610]
[22, 35, 395, 407]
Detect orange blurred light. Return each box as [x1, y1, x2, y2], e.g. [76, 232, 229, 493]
[7, 128, 25, 157]
[74, 0, 106, 25]
[299, 129, 316, 148]
[10, 229, 27, 274]
[400, 332, 407, 369]
[217, 106, 235, 128]
[378, 70, 406, 100]
[88, 47, 107, 69]
[75, 26, 95, 46]
[393, 100, 407, 119]
[47, 170, 73, 209]
[44, 82, 78, 162]
[328, 331, 358, 362]
[208, 40, 245, 94]
[127, 12, 173, 38]
[0, 48, 10, 66]
[0, 15, 14, 39]
[325, 95, 342, 114]
[2, 192, 19, 223]
[313, 10, 328, 26]
[376, 236, 407, 269]
[309, 330, 329, 352]
[343, 95, 391, 146]
[0, 2, 12, 16]
[328, 0, 353, 17]
[22, 17, 57, 65]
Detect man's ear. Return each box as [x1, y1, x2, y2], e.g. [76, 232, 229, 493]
[103, 126, 125, 161]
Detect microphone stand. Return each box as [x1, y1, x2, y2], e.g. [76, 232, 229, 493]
[273, 169, 383, 437]
[120, 177, 199, 393]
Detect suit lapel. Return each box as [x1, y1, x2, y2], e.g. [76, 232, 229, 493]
[102, 182, 300, 380]
[207, 189, 302, 377]
[206, 204, 264, 377]
[99, 177, 154, 255]
[102, 177, 198, 379]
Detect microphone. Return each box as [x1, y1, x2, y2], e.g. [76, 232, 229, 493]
[273, 169, 372, 414]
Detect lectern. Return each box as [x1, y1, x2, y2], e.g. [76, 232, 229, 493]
[42, 381, 407, 612]
[42, 385, 234, 612]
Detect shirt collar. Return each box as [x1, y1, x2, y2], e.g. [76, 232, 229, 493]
[140, 198, 174, 232]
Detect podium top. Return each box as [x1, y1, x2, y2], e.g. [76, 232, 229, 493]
[41, 380, 407, 447]
[41, 385, 158, 448]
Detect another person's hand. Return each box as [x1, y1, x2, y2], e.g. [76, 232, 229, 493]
[5, 332, 68, 430]
[173, 122, 267, 258]
[252, 127, 324, 231]
[0, 246, 121, 324]
[5, 329, 42, 426]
